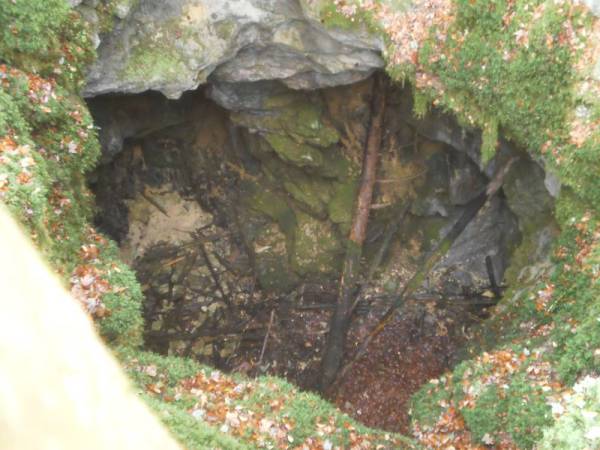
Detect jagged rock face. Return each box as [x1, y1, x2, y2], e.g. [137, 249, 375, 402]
[86, 79, 557, 362]
[82, 0, 384, 99]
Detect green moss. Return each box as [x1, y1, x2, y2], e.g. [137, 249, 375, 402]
[241, 180, 297, 238]
[318, 146, 355, 179]
[540, 376, 600, 450]
[5, 1, 599, 448]
[257, 151, 334, 218]
[116, 348, 249, 449]
[144, 397, 250, 450]
[0, 0, 95, 91]
[238, 95, 340, 148]
[328, 180, 359, 232]
[214, 18, 236, 40]
[265, 134, 325, 169]
[291, 211, 343, 277]
[557, 130, 600, 208]
[475, 373, 551, 448]
[0, 68, 97, 263]
[409, 377, 452, 428]
[98, 255, 144, 345]
[312, 0, 392, 35]
[122, 39, 189, 84]
[416, 203, 598, 446]
[0, 90, 50, 242]
[462, 384, 503, 442]
[286, 392, 349, 442]
[96, 0, 140, 34]
[0, 89, 30, 136]
[289, 104, 340, 147]
[283, 177, 332, 218]
[424, 0, 575, 144]
[116, 347, 204, 386]
[505, 375, 554, 447]
[317, 3, 364, 30]
[480, 117, 499, 165]
[373, 0, 600, 445]
[408, 0, 599, 208]
[252, 223, 300, 292]
[116, 349, 413, 448]
[0, 12, 143, 345]
[282, 389, 415, 448]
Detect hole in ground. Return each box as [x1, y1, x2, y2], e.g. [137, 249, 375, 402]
[87, 73, 556, 433]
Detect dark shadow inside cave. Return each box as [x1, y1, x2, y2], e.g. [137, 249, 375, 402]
[86, 73, 558, 432]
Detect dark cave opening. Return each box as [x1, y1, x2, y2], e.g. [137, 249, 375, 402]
[86, 74, 557, 432]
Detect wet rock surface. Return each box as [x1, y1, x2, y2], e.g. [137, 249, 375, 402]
[88, 75, 555, 432]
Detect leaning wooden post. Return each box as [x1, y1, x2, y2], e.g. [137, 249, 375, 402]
[320, 73, 387, 391]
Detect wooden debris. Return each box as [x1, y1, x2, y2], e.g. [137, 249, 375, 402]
[320, 73, 388, 391]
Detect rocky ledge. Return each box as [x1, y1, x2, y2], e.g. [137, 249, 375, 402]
[81, 0, 384, 99]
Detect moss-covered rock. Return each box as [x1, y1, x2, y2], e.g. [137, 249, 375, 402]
[328, 0, 600, 446]
[240, 180, 297, 238]
[231, 92, 340, 146]
[84, 0, 383, 98]
[291, 211, 343, 277]
[116, 347, 413, 449]
[282, 177, 333, 219]
[328, 180, 359, 233]
[252, 222, 300, 292]
[265, 134, 326, 169]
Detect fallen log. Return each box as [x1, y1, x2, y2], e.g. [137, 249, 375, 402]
[319, 73, 388, 391]
[351, 203, 410, 314]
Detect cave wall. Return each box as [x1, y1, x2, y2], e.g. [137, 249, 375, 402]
[88, 77, 556, 362]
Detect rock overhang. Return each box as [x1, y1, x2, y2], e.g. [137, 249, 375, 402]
[82, 0, 385, 100]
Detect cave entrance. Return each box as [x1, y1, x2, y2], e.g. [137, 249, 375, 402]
[87, 73, 556, 433]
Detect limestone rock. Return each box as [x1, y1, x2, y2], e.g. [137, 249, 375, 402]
[291, 211, 343, 277]
[120, 186, 213, 263]
[503, 158, 555, 231]
[86, 91, 192, 161]
[448, 151, 487, 205]
[251, 222, 299, 292]
[207, 81, 290, 112]
[544, 169, 561, 198]
[83, 0, 384, 99]
[429, 196, 521, 296]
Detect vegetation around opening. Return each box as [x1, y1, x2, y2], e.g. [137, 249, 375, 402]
[1, 0, 599, 448]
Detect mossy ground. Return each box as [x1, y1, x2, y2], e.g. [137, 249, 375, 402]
[116, 346, 415, 449]
[3, 0, 600, 448]
[0, 6, 142, 345]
